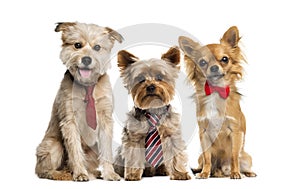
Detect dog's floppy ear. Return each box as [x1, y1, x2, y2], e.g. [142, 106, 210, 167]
[178, 36, 200, 58]
[220, 26, 240, 48]
[161, 46, 180, 68]
[105, 27, 124, 43]
[55, 22, 76, 32]
[118, 50, 139, 72]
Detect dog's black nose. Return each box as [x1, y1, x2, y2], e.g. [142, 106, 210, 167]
[210, 65, 219, 72]
[82, 56, 92, 66]
[146, 84, 156, 93]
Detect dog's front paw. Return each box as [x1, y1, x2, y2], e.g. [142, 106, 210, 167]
[73, 173, 89, 182]
[103, 172, 121, 181]
[170, 172, 191, 180]
[92, 170, 102, 179]
[230, 172, 242, 179]
[196, 172, 210, 179]
[125, 172, 142, 181]
[125, 174, 142, 181]
[124, 168, 143, 181]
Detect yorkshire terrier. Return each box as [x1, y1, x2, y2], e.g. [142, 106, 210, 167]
[178, 26, 256, 179]
[35, 22, 123, 181]
[113, 47, 191, 181]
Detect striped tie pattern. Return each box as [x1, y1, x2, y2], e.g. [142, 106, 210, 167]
[145, 112, 163, 168]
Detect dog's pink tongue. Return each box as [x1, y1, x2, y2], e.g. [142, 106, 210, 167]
[79, 69, 92, 78]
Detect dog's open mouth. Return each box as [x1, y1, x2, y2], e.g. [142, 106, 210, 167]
[79, 68, 92, 78]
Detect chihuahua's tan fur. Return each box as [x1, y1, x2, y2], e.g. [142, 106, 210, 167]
[179, 26, 256, 179]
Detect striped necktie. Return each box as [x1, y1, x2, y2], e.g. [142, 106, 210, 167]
[145, 112, 163, 168]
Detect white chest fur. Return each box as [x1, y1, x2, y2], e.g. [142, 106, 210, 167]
[202, 93, 227, 141]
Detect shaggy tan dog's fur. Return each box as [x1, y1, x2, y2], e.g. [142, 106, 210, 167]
[35, 22, 123, 181]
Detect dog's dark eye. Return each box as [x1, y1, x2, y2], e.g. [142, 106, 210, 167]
[221, 56, 229, 63]
[137, 75, 146, 83]
[93, 45, 101, 51]
[199, 59, 207, 67]
[74, 43, 82, 49]
[156, 74, 163, 81]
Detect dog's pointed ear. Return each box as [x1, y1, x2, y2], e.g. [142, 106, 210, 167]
[161, 46, 180, 68]
[220, 26, 240, 48]
[105, 27, 124, 43]
[178, 36, 200, 58]
[55, 22, 76, 32]
[118, 50, 139, 72]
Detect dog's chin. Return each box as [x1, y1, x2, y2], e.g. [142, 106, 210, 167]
[71, 68, 100, 86]
[135, 95, 168, 109]
[207, 73, 225, 84]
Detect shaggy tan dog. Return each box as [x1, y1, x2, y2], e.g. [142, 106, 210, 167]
[113, 47, 191, 181]
[35, 22, 123, 181]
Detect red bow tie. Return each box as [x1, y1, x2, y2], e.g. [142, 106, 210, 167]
[204, 81, 230, 99]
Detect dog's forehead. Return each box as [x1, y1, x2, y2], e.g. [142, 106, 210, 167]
[198, 44, 227, 60]
[62, 23, 109, 43]
[131, 59, 170, 75]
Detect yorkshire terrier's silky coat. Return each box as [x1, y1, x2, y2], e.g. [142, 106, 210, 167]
[35, 22, 123, 181]
[178, 26, 256, 179]
[113, 47, 191, 181]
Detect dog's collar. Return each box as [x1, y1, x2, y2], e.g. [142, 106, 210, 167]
[134, 105, 170, 120]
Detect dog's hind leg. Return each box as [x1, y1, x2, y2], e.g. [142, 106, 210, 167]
[113, 147, 125, 177]
[163, 135, 191, 180]
[240, 151, 257, 177]
[191, 154, 203, 174]
[35, 138, 72, 180]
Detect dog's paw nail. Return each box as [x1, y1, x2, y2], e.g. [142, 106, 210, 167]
[104, 172, 121, 181]
[196, 172, 210, 179]
[124, 176, 142, 181]
[73, 173, 89, 182]
[170, 173, 191, 180]
[230, 172, 242, 179]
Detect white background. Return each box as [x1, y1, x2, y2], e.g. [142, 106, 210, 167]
[0, 0, 299, 188]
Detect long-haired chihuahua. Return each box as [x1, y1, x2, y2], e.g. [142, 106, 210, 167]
[178, 26, 256, 179]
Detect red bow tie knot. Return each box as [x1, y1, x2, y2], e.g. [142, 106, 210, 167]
[204, 81, 230, 99]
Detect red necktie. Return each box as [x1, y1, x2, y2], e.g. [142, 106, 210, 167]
[85, 85, 97, 130]
[145, 112, 163, 168]
[204, 81, 230, 99]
